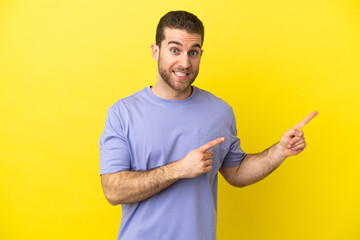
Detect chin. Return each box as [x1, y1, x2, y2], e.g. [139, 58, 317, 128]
[172, 80, 194, 92]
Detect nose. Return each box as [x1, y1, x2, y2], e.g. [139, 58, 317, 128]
[178, 53, 190, 69]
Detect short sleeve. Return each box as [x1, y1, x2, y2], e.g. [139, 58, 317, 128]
[99, 107, 131, 175]
[221, 110, 247, 168]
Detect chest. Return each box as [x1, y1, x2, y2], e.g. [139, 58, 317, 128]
[122, 103, 230, 170]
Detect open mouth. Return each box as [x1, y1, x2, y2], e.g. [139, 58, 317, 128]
[173, 71, 189, 77]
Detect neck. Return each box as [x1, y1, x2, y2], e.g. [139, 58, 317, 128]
[151, 79, 193, 101]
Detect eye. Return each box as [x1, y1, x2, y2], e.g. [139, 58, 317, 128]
[189, 51, 198, 56]
[170, 48, 179, 54]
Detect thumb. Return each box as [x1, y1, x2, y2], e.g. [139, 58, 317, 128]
[280, 128, 296, 146]
[285, 128, 296, 138]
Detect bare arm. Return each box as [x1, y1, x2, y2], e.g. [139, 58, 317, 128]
[220, 142, 286, 187]
[101, 137, 225, 205]
[101, 162, 181, 205]
[220, 111, 318, 188]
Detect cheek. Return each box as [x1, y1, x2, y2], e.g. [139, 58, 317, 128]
[162, 55, 176, 66]
[191, 59, 201, 70]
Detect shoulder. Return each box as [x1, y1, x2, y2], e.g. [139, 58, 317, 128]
[109, 87, 147, 111]
[194, 86, 233, 112]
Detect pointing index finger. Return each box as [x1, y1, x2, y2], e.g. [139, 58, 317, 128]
[198, 137, 225, 152]
[294, 111, 318, 129]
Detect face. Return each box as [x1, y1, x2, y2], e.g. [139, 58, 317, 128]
[152, 28, 203, 93]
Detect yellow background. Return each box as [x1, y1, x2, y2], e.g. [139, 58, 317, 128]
[1, 0, 359, 239]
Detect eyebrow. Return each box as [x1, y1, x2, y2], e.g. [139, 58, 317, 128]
[167, 41, 202, 49]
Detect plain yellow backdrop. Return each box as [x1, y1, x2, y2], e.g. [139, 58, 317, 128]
[1, 0, 359, 239]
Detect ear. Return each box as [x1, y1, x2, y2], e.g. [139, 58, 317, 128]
[151, 44, 159, 61]
[200, 49, 204, 57]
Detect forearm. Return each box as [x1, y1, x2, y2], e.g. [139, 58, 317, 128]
[101, 138, 225, 205]
[234, 142, 287, 187]
[222, 111, 317, 188]
[102, 161, 182, 205]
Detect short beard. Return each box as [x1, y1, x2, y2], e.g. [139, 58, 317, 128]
[158, 55, 198, 93]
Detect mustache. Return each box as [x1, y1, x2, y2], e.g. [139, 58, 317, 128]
[172, 68, 192, 73]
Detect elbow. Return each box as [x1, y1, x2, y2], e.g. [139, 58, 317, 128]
[104, 190, 122, 206]
[107, 197, 120, 206]
[228, 178, 251, 188]
[101, 173, 126, 206]
[109, 201, 120, 206]
[230, 181, 247, 188]
[104, 187, 136, 205]
[102, 184, 128, 205]
[223, 174, 248, 188]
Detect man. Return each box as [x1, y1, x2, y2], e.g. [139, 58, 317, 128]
[99, 10, 317, 240]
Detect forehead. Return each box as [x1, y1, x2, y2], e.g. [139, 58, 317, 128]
[163, 28, 202, 47]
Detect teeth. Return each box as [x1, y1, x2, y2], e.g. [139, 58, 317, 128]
[174, 71, 187, 77]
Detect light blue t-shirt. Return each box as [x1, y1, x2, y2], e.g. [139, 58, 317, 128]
[99, 86, 246, 240]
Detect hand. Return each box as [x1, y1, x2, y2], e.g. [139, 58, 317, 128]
[279, 111, 318, 157]
[177, 137, 225, 178]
